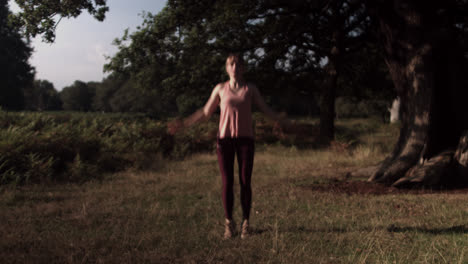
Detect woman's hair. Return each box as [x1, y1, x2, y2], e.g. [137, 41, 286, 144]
[226, 53, 245, 66]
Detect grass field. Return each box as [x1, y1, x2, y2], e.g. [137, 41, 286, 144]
[0, 118, 467, 263]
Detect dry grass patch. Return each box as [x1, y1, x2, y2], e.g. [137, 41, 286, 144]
[1, 119, 467, 263]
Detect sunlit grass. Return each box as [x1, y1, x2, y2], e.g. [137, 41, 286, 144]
[0, 118, 467, 263]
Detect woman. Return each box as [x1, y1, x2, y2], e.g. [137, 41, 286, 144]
[168, 53, 291, 239]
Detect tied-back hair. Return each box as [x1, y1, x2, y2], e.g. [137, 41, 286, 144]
[226, 52, 245, 66]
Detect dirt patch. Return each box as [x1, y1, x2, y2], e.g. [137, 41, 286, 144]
[301, 180, 468, 195]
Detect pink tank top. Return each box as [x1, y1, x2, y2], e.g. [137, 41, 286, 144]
[218, 81, 253, 138]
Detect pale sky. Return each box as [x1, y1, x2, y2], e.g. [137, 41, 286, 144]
[10, 0, 167, 91]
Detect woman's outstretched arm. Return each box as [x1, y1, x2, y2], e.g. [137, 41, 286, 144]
[168, 84, 221, 134]
[251, 84, 292, 128]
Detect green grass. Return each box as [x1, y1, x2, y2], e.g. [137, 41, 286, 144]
[0, 117, 467, 263]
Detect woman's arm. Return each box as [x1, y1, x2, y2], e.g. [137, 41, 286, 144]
[251, 84, 291, 127]
[168, 84, 221, 134]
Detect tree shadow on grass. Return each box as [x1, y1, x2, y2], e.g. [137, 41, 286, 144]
[387, 224, 468, 234]
[283, 226, 355, 233]
[259, 226, 376, 234]
[256, 224, 468, 235]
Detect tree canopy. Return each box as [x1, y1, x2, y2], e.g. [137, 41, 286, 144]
[60, 81, 96, 111]
[10, 0, 108, 42]
[0, 0, 111, 110]
[1, 0, 394, 117]
[24, 79, 61, 111]
[0, 0, 34, 110]
[102, 0, 392, 122]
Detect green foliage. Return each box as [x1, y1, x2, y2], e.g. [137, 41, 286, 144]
[102, 1, 328, 116]
[92, 75, 124, 112]
[10, 0, 108, 42]
[24, 79, 62, 111]
[98, 0, 393, 120]
[60, 81, 96, 111]
[175, 94, 206, 116]
[335, 97, 390, 121]
[169, 119, 218, 159]
[336, 42, 395, 101]
[0, 111, 157, 184]
[0, 0, 34, 110]
[0, 111, 331, 184]
[101, 7, 228, 116]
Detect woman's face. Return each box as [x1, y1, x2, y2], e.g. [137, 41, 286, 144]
[226, 56, 244, 80]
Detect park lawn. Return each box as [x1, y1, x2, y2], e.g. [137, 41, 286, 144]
[0, 119, 467, 263]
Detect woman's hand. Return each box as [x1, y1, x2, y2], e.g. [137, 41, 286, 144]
[275, 112, 294, 132]
[272, 118, 296, 139]
[167, 118, 184, 135]
[277, 119, 295, 133]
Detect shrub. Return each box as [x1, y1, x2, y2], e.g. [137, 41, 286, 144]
[335, 97, 390, 121]
[0, 111, 166, 184]
[0, 111, 322, 184]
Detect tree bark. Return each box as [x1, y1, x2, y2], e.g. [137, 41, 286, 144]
[319, 58, 338, 143]
[319, 30, 342, 143]
[367, 0, 468, 187]
[452, 131, 468, 185]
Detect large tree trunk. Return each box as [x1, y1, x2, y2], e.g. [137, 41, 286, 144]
[319, 59, 337, 143]
[319, 30, 342, 143]
[367, 0, 468, 187]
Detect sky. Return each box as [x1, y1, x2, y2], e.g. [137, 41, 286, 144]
[10, 0, 167, 91]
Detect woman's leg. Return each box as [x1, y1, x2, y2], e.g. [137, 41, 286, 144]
[236, 138, 255, 220]
[216, 138, 235, 220]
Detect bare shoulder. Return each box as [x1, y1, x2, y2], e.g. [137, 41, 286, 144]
[215, 82, 226, 92]
[211, 82, 224, 96]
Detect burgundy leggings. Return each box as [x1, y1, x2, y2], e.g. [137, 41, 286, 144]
[216, 137, 255, 220]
